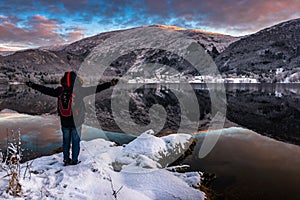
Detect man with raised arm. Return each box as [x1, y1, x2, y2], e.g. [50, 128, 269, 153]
[26, 71, 118, 166]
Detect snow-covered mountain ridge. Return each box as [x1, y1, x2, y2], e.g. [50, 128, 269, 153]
[1, 18, 299, 83]
[0, 24, 238, 83]
[216, 18, 300, 82]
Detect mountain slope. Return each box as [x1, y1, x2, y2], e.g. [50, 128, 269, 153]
[216, 18, 300, 82]
[149, 24, 239, 53]
[0, 25, 238, 83]
[1, 20, 300, 83]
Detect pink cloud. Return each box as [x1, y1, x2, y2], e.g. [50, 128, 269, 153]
[0, 15, 85, 50]
[0, 46, 10, 51]
[66, 31, 84, 43]
[167, 0, 300, 34]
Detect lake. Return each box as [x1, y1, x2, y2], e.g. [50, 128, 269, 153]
[0, 83, 300, 200]
[186, 127, 300, 200]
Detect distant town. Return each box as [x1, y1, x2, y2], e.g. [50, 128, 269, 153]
[127, 75, 258, 84]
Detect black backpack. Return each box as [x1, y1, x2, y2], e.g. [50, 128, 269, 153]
[58, 71, 83, 118]
[58, 87, 74, 117]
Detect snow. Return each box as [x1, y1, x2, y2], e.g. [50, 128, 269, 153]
[188, 75, 259, 83]
[116, 130, 194, 171]
[223, 77, 258, 83]
[0, 51, 15, 56]
[123, 130, 167, 158]
[283, 72, 300, 83]
[0, 109, 19, 114]
[275, 68, 284, 75]
[0, 130, 204, 200]
[173, 171, 202, 188]
[275, 91, 282, 98]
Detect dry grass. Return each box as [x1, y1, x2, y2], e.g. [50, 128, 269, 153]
[1, 129, 23, 197]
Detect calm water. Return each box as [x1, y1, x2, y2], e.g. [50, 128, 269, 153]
[0, 110, 135, 161]
[185, 128, 300, 200]
[1, 83, 299, 141]
[0, 83, 300, 200]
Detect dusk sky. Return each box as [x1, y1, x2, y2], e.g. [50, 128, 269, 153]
[0, 0, 299, 51]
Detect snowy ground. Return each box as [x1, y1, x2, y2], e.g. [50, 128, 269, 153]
[0, 130, 205, 200]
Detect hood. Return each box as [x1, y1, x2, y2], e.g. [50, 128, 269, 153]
[60, 71, 78, 88]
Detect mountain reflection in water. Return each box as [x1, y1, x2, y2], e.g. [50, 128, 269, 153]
[1, 83, 300, 199]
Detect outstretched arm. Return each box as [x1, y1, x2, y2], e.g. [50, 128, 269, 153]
[26, 81, 60, 97]
[81, 79, 119, 97]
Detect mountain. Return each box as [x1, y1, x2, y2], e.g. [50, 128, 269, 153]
[0, 51, 15, 56]
[38, 44, 68, 51]
[0, 25, 238, 83]
[1, 20, 300, 83]
[216, 18, 300, 82]
[148, 24, 239, 53]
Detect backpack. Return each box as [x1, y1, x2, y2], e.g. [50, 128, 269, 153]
[58, 87, 75, 117]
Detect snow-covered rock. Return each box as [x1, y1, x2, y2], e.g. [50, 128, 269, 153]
[123, 130, 167, 158]
[115, 130, 194, 171]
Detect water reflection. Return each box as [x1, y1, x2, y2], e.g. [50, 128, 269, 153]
[0, 109, 135, 161]
[1, 83, 300, 199]
[184, 127, 300, 199]
[224, 84, 300, 145]
[225, 83, 300, 96]
[1, 83, 300, 147]
[1, 83, 300, 144]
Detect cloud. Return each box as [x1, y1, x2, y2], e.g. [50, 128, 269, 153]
[99, 0, 300, 35]
[164, 0, 300, 34]
[98, 0, 300, 35]
[0, 0, 299, 50]
[26, 15, 62, 42]
[65, 26, 86, 32]
[1, 0, 299, 29]
[0, 43, 29, 51]
[65, 31, 84, 43]
[0, 15, 85, 49]
[64, 26, 85, 42]
[0, 46, 12, 51]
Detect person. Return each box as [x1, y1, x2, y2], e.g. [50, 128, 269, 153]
[26, 71, 118, 166]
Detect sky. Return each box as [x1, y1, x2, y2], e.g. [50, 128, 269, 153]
[0, 0, 299, 51]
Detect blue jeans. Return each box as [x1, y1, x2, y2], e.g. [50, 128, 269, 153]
[62, 126, 81, 163]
